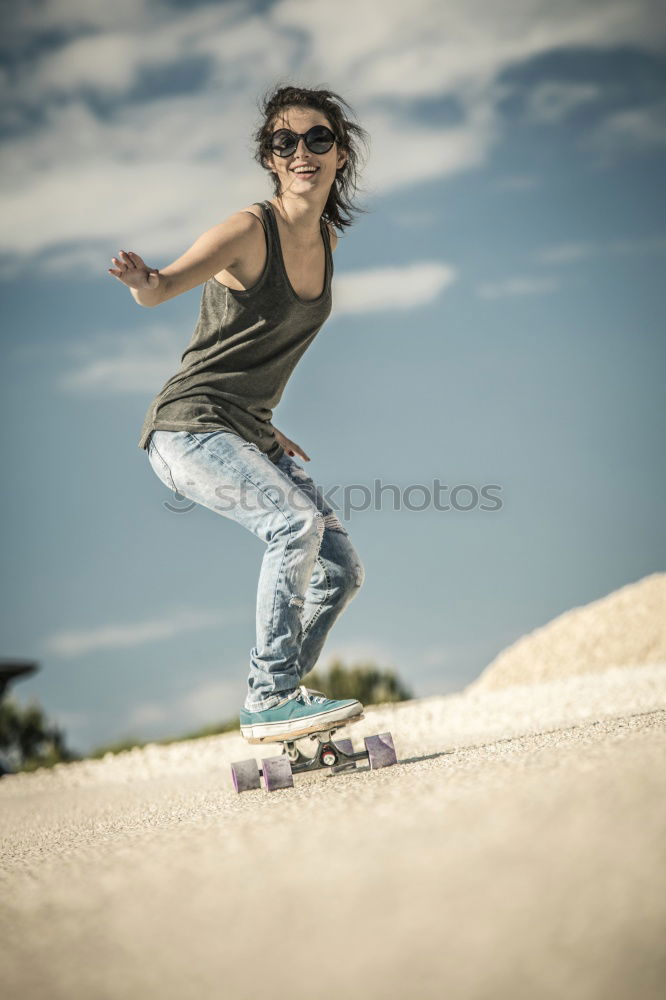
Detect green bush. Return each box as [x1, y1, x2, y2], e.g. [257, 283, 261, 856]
[0, 697, 79, 772]
[301, 659, 413, 705]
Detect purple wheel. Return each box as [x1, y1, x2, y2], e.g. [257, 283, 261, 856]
[364, 732, 397, 770]
[230, 758, 261, 793]
[332, 737, 357, 769]
[262, 755, 294, 791]
[331, 740, 356, 774]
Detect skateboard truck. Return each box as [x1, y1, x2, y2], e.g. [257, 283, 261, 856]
[230, 723, 397, 793]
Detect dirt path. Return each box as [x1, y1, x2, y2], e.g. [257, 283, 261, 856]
[2, 664, 665, 1000]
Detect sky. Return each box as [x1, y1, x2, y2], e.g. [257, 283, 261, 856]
[2, 0, 665, 756]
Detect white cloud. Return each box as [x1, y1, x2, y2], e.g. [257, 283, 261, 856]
[580, 99, 666, 164]
[524, 81, 602, 123]
[1, 0, 663, 276]
[537, 234, 666, 264]
[181, 677, 246, 722]
[41, 606, 251, 658]
[0, 96, 264, 278]
[537, 241, 599, 264]
[315, 640, 399, 671]
[50, 708, 89, 731]
[124, 674, 246, 734]
[476, 275, 559, 298]
[421, 646, 454, 668]
[125, 701, 170, 728]
[389, 209, 442, 229]
[4, 0, 149, 37]
[333, 261, 457, 314]
[274, 0, 665, 101]
[608, 234, 666, 254]
[57, 322, 191, 395]
[476, 234, 666, 299]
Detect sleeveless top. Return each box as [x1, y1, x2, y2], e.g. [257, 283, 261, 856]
[137, 199, 333, 464]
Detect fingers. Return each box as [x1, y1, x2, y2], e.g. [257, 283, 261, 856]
[108, 251, 137, 273]
[117, 251, 136, 268]
[108, 250, 146, 281]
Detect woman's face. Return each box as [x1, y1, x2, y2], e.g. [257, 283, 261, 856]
[265, 106, 347, 199]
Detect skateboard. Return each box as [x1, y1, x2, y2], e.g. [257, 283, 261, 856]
[230, 714, 397, 793]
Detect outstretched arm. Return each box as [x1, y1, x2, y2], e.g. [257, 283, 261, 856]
[107, 212, 260, 307]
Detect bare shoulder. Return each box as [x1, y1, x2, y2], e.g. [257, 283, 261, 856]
[237, 203, 264, 226]
[195, 207, 263, 246]
[156, 208, 263, 304]
[216, 204, 266, 254]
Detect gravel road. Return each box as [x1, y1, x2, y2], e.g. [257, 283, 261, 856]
[2, 663, 665, 1000]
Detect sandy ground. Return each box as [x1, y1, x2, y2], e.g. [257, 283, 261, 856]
[1, 662, 665, 1000]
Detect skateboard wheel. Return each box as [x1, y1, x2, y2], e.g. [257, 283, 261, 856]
[230, 758, 261, 793]
[333, 738, 354, 755]
[364, 732, 397, 770]
[331, 737, 357, 772]
[262, 755, 294, 791]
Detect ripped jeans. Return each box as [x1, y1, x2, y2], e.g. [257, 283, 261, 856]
[147, 429, 365, 712]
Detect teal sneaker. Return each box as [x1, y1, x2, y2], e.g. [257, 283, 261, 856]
[240, 685, 364, 743]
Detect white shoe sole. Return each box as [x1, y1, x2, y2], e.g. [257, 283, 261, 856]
[241, 704, 364, 744]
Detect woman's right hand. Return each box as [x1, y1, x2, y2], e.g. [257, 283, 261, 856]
[108, 250, 159, 289]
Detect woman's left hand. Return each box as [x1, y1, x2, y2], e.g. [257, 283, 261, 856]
[273, 427, 310, 462]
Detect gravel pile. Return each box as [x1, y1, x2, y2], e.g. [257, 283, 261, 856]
[469, 572, 666, 691]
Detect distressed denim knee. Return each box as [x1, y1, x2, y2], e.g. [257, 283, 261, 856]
[353, 561, 365, 589]
[343, 560, 364, 598]
[287, 507, 326, 545]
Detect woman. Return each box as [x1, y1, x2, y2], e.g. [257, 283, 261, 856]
[108, 85, 370, 745]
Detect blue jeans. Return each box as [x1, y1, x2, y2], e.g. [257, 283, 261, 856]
[147, 429, 365, 712]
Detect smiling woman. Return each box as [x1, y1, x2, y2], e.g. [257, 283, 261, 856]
[254, 84, 370, 233]
[108, 83, 372, 747]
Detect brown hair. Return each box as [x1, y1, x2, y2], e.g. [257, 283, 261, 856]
[253, 83, 370, 233]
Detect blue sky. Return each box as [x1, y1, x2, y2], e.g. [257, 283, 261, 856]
[2, 0, 665, 755]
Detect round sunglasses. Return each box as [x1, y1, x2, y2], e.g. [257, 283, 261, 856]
[270, 125, 337, 158]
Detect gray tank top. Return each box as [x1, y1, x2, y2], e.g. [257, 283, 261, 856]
[137, 199, 333, 464]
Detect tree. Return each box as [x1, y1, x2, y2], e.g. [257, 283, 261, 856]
[0, 697, 79, 773]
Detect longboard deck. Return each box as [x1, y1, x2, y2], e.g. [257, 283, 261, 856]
[243, 712, 365, 745]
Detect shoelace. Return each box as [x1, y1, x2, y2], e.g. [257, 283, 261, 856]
[284, 684, 329, 705]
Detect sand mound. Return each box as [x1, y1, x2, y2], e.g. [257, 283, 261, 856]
[467, 572, 666, 692]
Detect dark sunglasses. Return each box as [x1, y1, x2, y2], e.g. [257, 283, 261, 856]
[270, 125, 337, 158]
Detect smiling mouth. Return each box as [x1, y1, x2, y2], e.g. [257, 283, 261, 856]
[291, 166, 320, 175]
